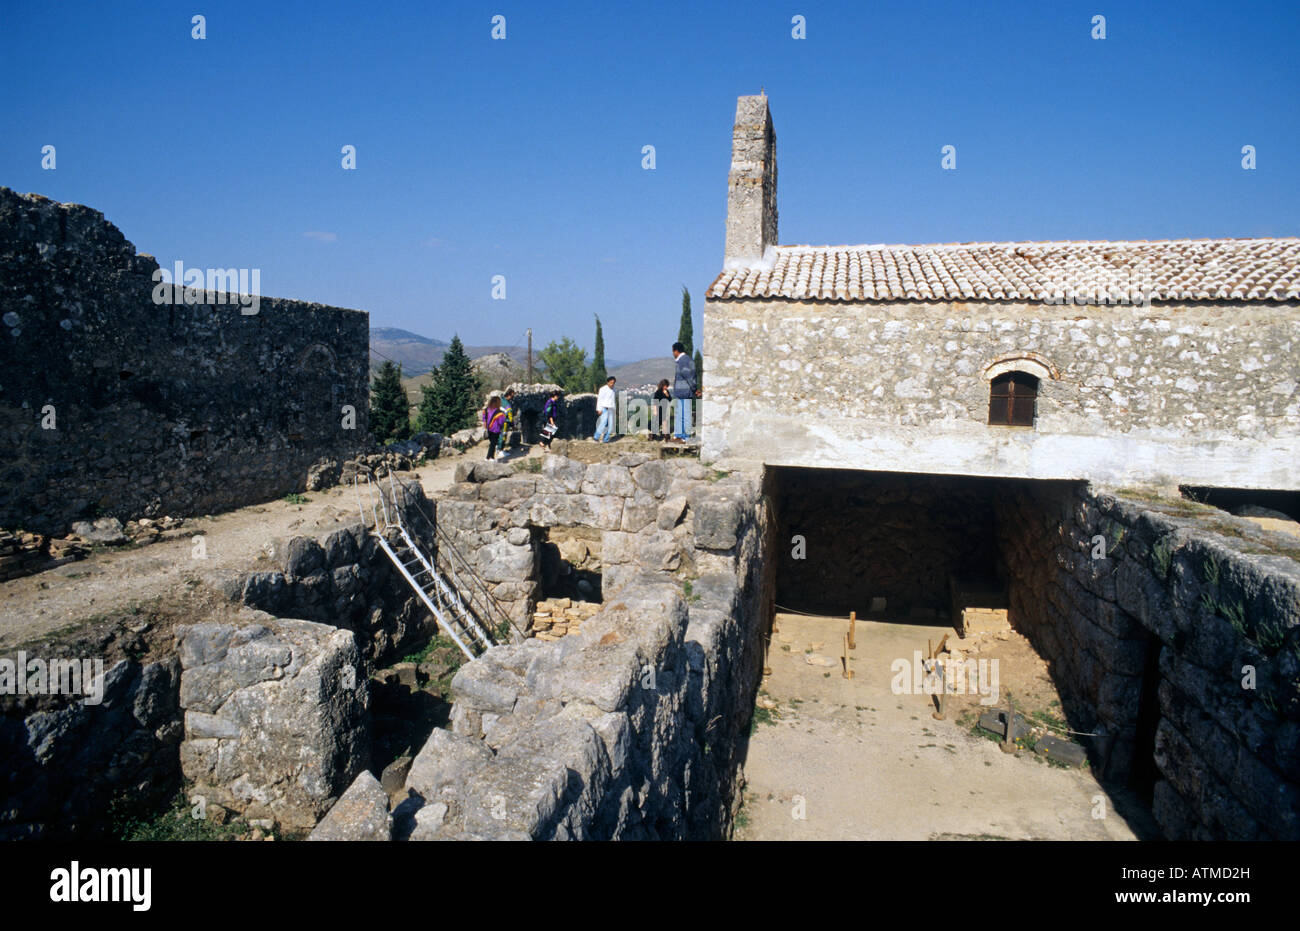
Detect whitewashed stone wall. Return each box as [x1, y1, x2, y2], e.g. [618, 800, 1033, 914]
[702, 298, 1300, 489]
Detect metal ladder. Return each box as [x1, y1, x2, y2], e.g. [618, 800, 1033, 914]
[354, 472, 496, 662]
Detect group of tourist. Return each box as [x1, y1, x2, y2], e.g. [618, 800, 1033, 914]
[479, 386, 563, 460]
[478, 342, 700, 459]
[594, 342, 700, 444]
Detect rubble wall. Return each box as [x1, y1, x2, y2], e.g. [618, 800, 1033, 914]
[0, 188, 370, 535]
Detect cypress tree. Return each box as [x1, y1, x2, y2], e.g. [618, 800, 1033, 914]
[369, 360, 411, 443]
[677, 286, 694, 357]
[589, 315, 607, 393]
[694, 349, 703, 393]
[417, 335, 481, 435]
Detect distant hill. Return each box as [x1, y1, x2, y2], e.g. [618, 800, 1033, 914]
[369, 328, 447, 375]
[369, 327, 533, 376]
[608, 357, 676, 390]
[370, 328, 672, 393]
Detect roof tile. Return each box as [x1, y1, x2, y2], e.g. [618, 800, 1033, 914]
[707, 238, 1300, 303]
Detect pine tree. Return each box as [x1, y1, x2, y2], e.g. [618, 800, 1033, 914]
[369, 360, 411, 443]
[589, 315, 607, 393]
[416, 335, 481, 435]
[538, 337, 588, 391]
[677, 286, 694, 357]
[694, 349, 703, 393]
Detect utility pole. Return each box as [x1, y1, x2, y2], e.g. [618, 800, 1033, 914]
[526, 328, 533, 383]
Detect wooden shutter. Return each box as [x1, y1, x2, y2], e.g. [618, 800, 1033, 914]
[989, 372, 1038, 426]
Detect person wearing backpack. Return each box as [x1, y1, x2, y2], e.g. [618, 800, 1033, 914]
[482, 395, 507, 459]
[501, 388, 517, 445]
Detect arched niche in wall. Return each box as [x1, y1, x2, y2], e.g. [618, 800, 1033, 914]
[295, 342, 342, 424]
[297, 342, 339, 375]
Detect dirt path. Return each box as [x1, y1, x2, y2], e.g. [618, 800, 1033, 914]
[0, 452, 512, 649]
[735, 613, 1148, 841]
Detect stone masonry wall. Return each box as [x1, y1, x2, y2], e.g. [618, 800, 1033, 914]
[0, 188, 370, 535]
[0, 652, 181, 840]
[702, 297, 1300, 489]
[377, 456, 770, 839]
[996, 482, 1300, 839]
[775, 468, 999, 615]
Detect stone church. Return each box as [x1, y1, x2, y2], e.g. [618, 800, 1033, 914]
[702, 95, 1300, 491]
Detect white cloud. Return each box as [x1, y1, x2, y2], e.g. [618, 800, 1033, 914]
[303, 230, 339, 243]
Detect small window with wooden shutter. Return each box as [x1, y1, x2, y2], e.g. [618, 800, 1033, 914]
[988, 371, 1038, 426]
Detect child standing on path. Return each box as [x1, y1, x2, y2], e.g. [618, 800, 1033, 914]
[482, 395, 507, 459]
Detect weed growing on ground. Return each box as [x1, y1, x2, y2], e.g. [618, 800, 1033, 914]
[283, 493, 309, 505]
[110, 790, 249, 842]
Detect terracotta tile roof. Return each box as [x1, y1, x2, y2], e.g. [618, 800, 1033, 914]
[705, 238, 1300, 303]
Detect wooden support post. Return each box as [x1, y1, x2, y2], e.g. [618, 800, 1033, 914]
[843, 634, 854, 679]
[1001, 696, 1018, 753]
[847, 611, 856, 650]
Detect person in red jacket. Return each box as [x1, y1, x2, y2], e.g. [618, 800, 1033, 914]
[482, 395, 507, 459]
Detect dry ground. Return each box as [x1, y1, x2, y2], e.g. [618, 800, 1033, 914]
[0, 456, 479, 649]
[0, 436, 687, 649]
[735, 612, 1151, 841]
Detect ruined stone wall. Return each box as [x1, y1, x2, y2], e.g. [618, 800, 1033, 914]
[229, 478, 438, 667]
[390, 457, 769, 839]
[702, 297, 1300, 489]
[0, 652, 181, 840]
[0, 188, 370, 535]
[492, 384, 598, 443]
[996, 483, 1300, 839]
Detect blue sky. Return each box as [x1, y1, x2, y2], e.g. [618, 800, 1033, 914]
[3, 0, 1297, 361]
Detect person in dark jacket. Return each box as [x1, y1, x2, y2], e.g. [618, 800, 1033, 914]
[669, 342, 698, 443]
[540, 389, 562, 449]
[650, 379, 671, 441]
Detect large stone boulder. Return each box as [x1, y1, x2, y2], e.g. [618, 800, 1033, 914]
[69, 517, 127, 545]
[176, 611, 370, 830]
[308, 771, 392, 841]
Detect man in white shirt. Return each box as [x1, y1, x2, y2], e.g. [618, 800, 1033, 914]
[593, 376, 617, 443]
